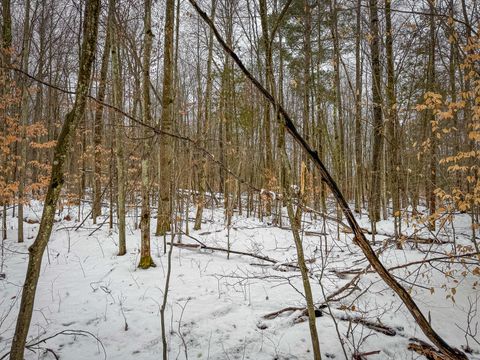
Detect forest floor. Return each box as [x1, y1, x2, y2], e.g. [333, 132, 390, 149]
[0, 201, 479, 359]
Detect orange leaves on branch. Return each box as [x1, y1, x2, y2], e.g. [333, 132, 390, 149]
[30, 140, 56, 149]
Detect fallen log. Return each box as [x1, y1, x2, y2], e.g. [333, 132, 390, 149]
[167, 242, 301, 270]
[408, 338, 451, 359]
[353, 350, 381, 359]
[335, 314, 397, 336]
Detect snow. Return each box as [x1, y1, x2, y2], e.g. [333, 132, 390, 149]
[0, 202, 479, 359]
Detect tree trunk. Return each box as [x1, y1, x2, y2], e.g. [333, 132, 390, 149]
[330, 0, 345, 197]
[139, 0, 155, 269]
[259, 0, 273, 174]
[9, 1, 101, 357]
[92, 0, 113, 224]
[194, 0, 217, 231]
[368, 0, 383, 224]
[111, 0, 126, 256]
[0, 0, 12, 242]
[385, 0, 401, 244]
[354, 0, 363, 214]
[156, 0, 175, 236]
[17, 0, 32, 243]
[426, 0, 437, 231]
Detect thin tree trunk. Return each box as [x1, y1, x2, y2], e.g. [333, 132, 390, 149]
[259, 0, 273, 174]
[92, 1, 113, 223]
[330, 0, 345, 197]
[427, 0, 437, 231]
[354, 0, 363, 214]
[1, 0, 11, 242]
[286, 199, 321, 360]
[385, 0, 401, 244]
[111, 1, 126, 256]
[194, 0, 217, 231]
[17, 0, 32, 243]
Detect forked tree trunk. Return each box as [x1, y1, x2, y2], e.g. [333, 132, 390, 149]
[9, 1, 101, 358]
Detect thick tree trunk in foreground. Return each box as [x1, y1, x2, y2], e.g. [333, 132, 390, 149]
[187, 1, 467, 358]
[9, 1, 101, 358]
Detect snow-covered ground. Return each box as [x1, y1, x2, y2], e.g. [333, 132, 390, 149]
[1, 202, 479, 359]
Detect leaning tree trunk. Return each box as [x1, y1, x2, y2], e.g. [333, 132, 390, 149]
[188, 1, 467, 358]
[9, 1, 101, 358]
